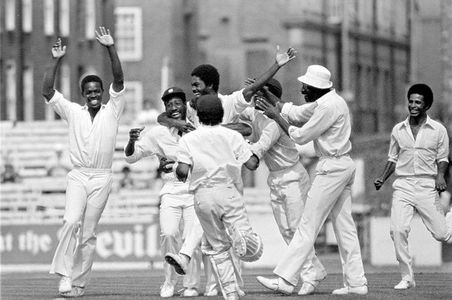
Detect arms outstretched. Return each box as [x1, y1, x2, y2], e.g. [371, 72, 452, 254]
[95, 26, 124, 92]
[42, 38, 66, 101]
[242, 46, 296, 102]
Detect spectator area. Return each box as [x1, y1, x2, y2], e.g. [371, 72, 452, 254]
[0, 121, 159, 188]
[0, 120, 165, 223]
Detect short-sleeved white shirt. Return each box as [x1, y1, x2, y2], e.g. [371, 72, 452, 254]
[283, 90, 352, 158]
[241, 107, 299, 172]
[177, 125, 253, 193]
[186, 89, 250, 127]
[125, 125, 189, 196]
[388, 116, 449, 177]
[47, 84, 125, 169]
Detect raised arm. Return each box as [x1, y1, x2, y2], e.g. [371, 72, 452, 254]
[242, 46, 296, 102]
[95, 26, 124, 92]
[42, 38, 66, 101]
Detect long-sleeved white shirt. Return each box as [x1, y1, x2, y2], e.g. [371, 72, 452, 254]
[186, 89, 250, 126]
[240, 107, 300, 172]
[177, 125, 253, 193]
[125, 125, 189, 196]
[47, 84, 125, 169]
[282, 89, 352, 158]
[388, 116, 449, 177]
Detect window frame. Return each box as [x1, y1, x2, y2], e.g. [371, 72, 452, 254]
[114, 7, 143, 61]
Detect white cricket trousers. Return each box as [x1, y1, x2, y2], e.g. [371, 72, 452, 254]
[50, 167, 112, 288]
[194, 184, 253, 297]
[390, 176, 452, 282]
[268, 161, 326, 285]
[274, 156, 367, 288]
[179, 212, 239, 294]
[160, 192, 201, 289]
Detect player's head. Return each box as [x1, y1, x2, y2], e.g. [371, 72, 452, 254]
[297, 65, 332, 102]
[161, 87, 187, 121]
[253, 78, 283, 111]
[80, 75, 104, 109]
[265, 78, 282, 99]
[407, 83, 433, 115]
[191, 64, 220, 99]
[196, 95, 223, 126]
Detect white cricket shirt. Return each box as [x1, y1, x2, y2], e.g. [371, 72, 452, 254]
[388, 116, 449, 177]
[47, 84, 125, 169]
[177, 125, 253, 193]
[241, 107, 300, 172]
[282, 90, 352, 158]
[125, 125, 189, 196]
[186, 89, 250, 127]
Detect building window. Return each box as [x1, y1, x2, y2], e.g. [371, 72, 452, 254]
[114, 7, 143, 61]
[120, 81, 143, 124]
[59, 0, 70, 36]
[22, 0, 32, 32]
[23, 66, 34, 121]
[6, 0, 16, 31]
[44, 0, 55, 35]
[85, 0, 95, 39]
[6, 61, 17, 121]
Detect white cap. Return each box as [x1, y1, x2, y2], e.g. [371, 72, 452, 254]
[297, 65, 333, 89]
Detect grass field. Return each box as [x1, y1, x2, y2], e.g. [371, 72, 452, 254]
[2, 259, 452, 300]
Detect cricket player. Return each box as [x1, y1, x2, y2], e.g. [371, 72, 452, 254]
[374, 83, 452, 289]
[175, 95, 263, 300]
[158, 46, 297, 135]
[124, 87, 203, 297]
[42, 27, 125, 297]
[255, 65, 368, 295]
[162, 46, 297, 295]
[239, 78, 327, 295]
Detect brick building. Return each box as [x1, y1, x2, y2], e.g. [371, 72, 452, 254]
[0, 0, 115, 121]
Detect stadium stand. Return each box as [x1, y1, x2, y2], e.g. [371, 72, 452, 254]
[0, 121, 271, 223]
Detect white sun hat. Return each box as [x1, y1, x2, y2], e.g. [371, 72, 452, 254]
[297, 65, 333, 89]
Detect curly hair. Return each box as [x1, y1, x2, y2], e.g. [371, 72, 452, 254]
[265, 78, 282, 99]
[80, 75, 104, 93]
[407, 83, 433, 108]
[191, 64, 220, 93]
[196, 95, 223, 125]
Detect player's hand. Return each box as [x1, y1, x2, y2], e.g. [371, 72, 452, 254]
[174, 120, 196, 133]
[128, 127, 144, 142]
[51, 38, 66, 59]
[261, 86, 280, 106]
[275, 45, 296, 67]
[374, 178, 384, 190]
[255, 96, 280, 120]
[244, 78, 256, 86]
[158, 157, 175, 173]
[435, 175, 447, 192]
[95, 26, 114, 47]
